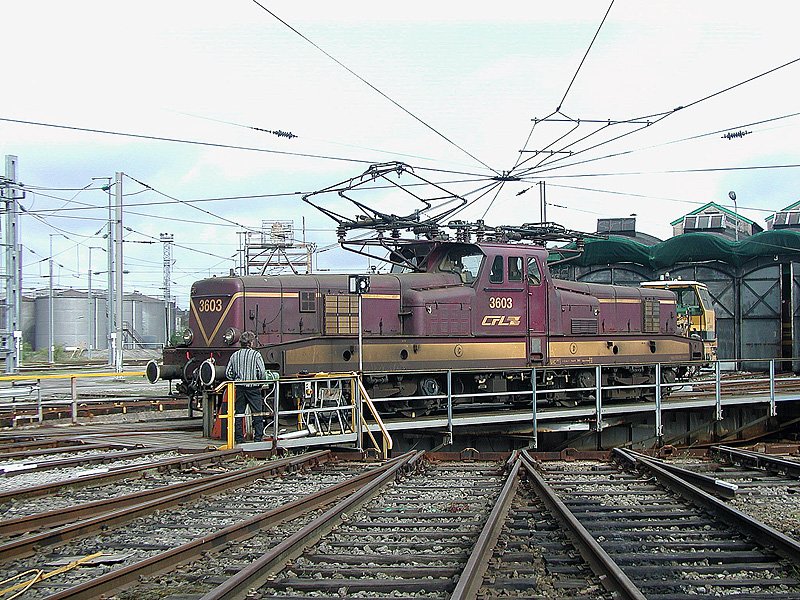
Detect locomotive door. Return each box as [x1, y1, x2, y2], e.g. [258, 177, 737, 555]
[526, 256, 547, 362]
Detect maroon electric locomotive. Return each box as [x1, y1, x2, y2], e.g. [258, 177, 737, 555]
[147, 163, 703, 415]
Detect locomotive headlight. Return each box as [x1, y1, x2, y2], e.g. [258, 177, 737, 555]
[181, 328, 194, 346]
[222, 327, 240, 346]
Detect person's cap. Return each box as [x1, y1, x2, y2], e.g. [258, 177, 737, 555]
[240, 331, 256, 345]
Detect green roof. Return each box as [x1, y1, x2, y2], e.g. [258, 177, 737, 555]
[669, 201, 756, 227]
[553, 230, 800, 269]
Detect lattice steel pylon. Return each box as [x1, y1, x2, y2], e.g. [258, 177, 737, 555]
[1, 156, 21, 373]
[160, 233, 174, 342]
[238, 220, 315, 276]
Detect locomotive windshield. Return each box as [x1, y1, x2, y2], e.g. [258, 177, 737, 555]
[675, 288, 701, 315]
[438, 246, 484, 284]
[388, 243, 433, 273]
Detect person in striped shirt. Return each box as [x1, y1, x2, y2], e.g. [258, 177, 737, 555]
[225, 330, 267, 443]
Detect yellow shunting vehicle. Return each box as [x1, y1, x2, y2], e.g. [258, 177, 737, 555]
[641, 279, 717, 362]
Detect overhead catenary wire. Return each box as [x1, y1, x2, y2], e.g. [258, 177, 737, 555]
[523, 110, 800, 178]
[123, 173, 257, 233]
[511, 55, 800, 179]
[557, 0, 615, 112]
[0, 116, 379, 166]
[174, 110, 488, 171]
[19, 175, 496, 216]
[511, 1, 613, 173]
[545, 182, 779, 213]
[249, 0, 500, 176]
[518, 161, 800, 180]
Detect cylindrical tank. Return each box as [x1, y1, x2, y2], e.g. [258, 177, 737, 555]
[124, 293, 169, 346]
[34, 290, 109, 352]
[20, 296, 36, 348]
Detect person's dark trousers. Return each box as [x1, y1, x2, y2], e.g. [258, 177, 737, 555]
[234, 385, 264, 442]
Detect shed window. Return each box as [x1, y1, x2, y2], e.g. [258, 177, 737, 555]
[489, 256, 504, 284]
[299, 291, 316, 313]
[508, 257, 523, 281]
[774, 211, 800, 227]
[684, 214, 725, 230]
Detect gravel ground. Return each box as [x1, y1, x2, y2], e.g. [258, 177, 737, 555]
[0, 457, 258, 520]
[1, 461, 372, 599]
[0, 451, 186, 494]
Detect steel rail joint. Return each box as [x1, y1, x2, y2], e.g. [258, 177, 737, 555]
[450, 458, 521, 600]
[199, 450, 423, 600]
[614, 447, 800, 565]
[520, 450, 647, 600]
[47, 451, 416, 600]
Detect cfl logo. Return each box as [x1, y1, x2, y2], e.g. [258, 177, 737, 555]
[482, 315, 521, 326]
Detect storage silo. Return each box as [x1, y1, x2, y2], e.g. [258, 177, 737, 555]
[123, 292, 168, 347]
[33, 289, 109, 352]
[20, 296, 36, 349]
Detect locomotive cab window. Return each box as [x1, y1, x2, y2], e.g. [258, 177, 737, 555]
[675, 288, 700, 316]
[489, 256, 504, 283]
[439, 247, 484, 284]
[527, 257, 542, 286]
[508, 257, 523, 282]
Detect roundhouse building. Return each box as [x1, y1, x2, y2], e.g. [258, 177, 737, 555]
[553, 206, 800, 367]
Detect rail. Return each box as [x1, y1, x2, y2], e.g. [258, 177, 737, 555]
[519, 451, 646, 600]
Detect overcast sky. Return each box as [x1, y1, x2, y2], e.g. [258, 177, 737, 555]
[3, 1, 799, 306]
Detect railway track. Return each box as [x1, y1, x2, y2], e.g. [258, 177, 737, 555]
[0, 451, 361, 598]
[650, 445, 800, 539]
[539, 451, 800, 598]
[473, 473, 613, 599]
[0, 448, 242, 512]
[4, 448, 800, 598]
[0, 447, 208, 499]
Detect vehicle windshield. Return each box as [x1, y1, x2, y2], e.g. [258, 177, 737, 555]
[674, 287, 704, 315]
[388, 244, 432, 273]
[697, 287, 713, 309]
[438, 246, 484, 284]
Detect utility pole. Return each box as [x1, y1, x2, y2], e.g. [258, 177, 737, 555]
[2, 155, 21, 373]
[87, 246, 101, 360]
[92, 176, 114, 365]
[48, 235, 55, 364]
[114, 172, 124, 373]
[160, 233, 174, 345]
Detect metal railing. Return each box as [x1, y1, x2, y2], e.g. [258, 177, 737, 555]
[0, 371, 148, 425]
[215, 372, 393, 458]
[314, 358, 798, 449]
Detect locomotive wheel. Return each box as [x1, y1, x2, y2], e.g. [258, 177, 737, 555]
[395, 376, 443, 418]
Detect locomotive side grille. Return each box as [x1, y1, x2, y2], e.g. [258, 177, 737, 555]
[324, 294, 358, 335]
[571, 318, 598, 334]
[643, 298, 660, 333]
